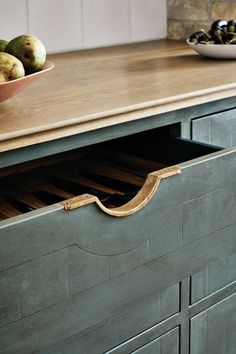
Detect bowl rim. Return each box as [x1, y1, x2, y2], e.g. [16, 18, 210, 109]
[0, 60, 54, 86]
[186, 39, 236, 47]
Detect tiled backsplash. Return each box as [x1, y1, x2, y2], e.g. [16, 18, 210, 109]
[168, 0, 236, 40]
[2, 1, 236, 54]
[0, 0, 167, 53]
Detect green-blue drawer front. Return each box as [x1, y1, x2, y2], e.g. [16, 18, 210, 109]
[0, 145, 236, 353]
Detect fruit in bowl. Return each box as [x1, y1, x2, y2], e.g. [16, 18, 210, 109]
[0, 34, 54, 103]
[188, 19, 236, 45]
[0, 52, 25, 82]
[187, 19, 236, 58]
[5, 35, 46, 74]
[0, 39, 8, 52]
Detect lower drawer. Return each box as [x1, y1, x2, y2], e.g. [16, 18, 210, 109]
[190, 293, 236, 354]
[0, 126, 236, 353]
[108, 327, 179, 354]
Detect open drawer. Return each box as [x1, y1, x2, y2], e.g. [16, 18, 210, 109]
[0, 127, 222, 220]
[1, 125, 236, 354]
[0, 124, 235, 256]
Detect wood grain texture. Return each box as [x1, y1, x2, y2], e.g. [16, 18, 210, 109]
[1, 40, 236, 152]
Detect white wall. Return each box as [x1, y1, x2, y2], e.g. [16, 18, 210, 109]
[0, 0, 167, 53]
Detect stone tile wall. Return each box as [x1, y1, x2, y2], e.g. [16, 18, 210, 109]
[168, 0, 236, 40]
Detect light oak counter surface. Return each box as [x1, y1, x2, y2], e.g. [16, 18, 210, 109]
[1, 39, 236, 152]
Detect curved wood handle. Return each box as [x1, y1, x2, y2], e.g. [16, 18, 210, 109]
[60, 166, 181, 217]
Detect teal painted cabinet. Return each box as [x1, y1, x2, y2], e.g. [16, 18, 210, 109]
[192, 108, 236, 148]
[190, 293, 236, 354]
[0, 99, 236, 354]
[131, 327, 179, 354]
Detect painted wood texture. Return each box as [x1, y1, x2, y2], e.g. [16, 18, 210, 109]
[1, 40, 236, 152]
[192, 108, 236, 148]
[132, 327, 179, 354]
[191, 253, 236, 304]
[190, 293, 236, 354]
[0, 141, 236, 353]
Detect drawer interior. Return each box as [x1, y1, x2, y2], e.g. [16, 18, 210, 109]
[0, 126, 221, 221]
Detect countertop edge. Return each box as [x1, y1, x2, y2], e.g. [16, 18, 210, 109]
[1, 84, 236, 153]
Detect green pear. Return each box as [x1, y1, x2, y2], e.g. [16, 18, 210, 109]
[0, 52, 25, 82]
[5, 34, 46, 74]
[0, 39, 8, 52]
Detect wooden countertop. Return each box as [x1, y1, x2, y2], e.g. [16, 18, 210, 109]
[1, 39, 236, 153]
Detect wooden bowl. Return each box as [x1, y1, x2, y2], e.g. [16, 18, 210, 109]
[0, 60, 54, 103]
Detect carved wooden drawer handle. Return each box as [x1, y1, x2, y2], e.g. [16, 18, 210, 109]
[60, 166, 181, 217]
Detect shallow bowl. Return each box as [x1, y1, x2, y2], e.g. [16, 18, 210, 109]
[0, 60, 54, 103]
[186, 39, 236, 59]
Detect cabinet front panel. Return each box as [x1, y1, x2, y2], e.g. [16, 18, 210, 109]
[190, 293, 236, 354]
[39, 285, 179, 354]
[1, 127, 236, 354]
[132, 327, 179, 354]
[191, 253, 236, 304]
